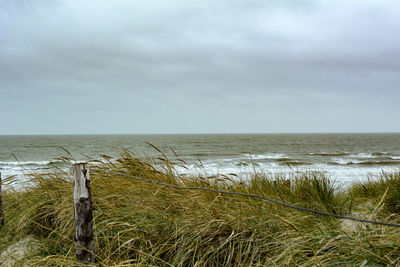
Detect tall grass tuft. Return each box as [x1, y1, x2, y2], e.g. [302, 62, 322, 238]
[0, 149, 400, 266]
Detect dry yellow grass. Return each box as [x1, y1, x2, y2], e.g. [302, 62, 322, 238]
[1, 150, 400, 266]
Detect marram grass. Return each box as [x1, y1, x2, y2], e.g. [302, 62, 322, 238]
[1, 150, 400, 266]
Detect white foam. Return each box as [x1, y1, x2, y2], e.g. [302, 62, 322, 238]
[173, 160, 398, 186]
[1, 156, 398, 189]
[247, 154, 287, 160]
[331, 158, 362, 165]
[351, 153, 376, 159]
[0, 161, 53, 166]
[0, 160, 68, 186]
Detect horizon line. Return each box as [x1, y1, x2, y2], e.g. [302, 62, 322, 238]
[1, 131, 400, 136]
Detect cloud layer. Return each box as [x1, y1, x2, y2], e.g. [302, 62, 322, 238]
[1, 0, 400, 134]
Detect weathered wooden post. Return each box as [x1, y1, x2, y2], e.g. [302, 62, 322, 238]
[0, 170, 4, 226]
[73, 163, 95, 263]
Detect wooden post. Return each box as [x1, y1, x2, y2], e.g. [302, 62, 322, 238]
[0, 171, 4, 227]
[73, 163, 95, 263]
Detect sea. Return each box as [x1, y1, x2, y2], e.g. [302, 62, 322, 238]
[1, 134, 400, 187]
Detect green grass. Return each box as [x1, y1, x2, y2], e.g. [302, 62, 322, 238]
[1, 150, 400, 266]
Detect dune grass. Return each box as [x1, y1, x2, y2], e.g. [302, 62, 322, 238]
[1, 150, 400, 266]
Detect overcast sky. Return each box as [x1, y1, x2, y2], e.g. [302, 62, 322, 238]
[1, 0, 399, 134]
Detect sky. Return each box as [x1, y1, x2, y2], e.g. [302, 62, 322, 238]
[1, 0, 400, 134]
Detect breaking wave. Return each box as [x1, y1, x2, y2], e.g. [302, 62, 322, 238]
[309, 152, 350, 157]
[0, 160, 64, 166]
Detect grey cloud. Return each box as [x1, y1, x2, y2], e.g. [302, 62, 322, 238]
[1, 0, 400, 134]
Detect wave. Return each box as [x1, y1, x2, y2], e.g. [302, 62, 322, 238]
[187, 152, 241, 158]
[371, 152, 389, 156]
[279, 161, 312, 166]
[235, 161, 261, 167]
[250, 154, 287, 160]
[356, 160, 400, 166]
[328, 160, 359, 166]
[22, 145, 61, 148]
[0, 160, 64, 166]
[348, 153, 398, 160]
[273, 158, 298, 162]
[309, 152, 350, 157]
[310, 152, 395, 159]
[329, 160, 400, 166]
[188, 153, 215, 157]
[351, 153, 378, 159]
[235, 162, 249, 167]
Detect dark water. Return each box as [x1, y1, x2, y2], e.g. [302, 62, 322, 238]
[1, 134, 400, 185]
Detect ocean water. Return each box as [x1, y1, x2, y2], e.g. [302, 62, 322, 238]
[1, 134, 400, 186]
